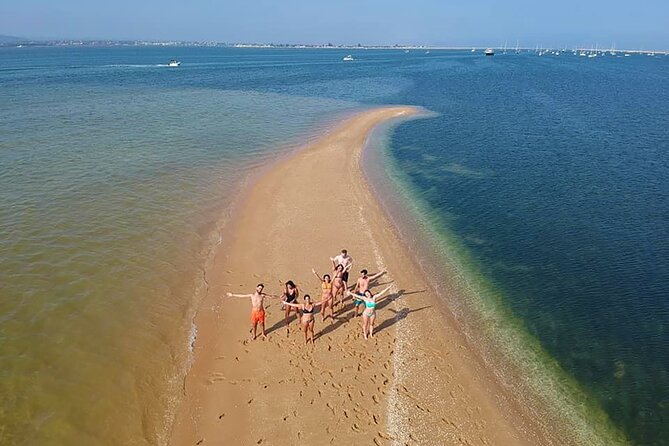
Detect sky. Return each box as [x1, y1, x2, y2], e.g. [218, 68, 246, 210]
[1, 0, 668, 50]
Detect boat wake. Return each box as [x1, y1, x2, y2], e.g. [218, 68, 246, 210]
[104, 64, 168, 68]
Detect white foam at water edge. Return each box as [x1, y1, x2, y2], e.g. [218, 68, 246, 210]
[188, 322, 198, 355]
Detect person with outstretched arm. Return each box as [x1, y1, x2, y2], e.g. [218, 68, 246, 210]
[226, 283, 279, 340]
[346, 284, 392, 340]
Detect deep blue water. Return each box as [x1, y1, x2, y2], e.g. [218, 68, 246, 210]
[384, 52, 669, 445]
[1, 46, 667, 445]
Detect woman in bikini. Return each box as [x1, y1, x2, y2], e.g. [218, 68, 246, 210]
[347, 284, 392, 340]
[312, 268, 334, 324]
[281, 280, 300, 335]
[331, 261, 351, 311]
[282, 294, 321, 344]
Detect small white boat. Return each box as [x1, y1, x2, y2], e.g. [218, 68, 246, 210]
[484, 48, 494, 56]
[404, 50, 410, 53]
[425, 50, 430, 54]
[342, 55, 354, 61]
[471, 48, 476, 52]
[167, 59, 181, 67]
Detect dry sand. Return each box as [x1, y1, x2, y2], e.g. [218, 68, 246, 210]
[169, 107, 563, 445]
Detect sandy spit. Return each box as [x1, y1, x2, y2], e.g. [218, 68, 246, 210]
[169, 107, 563, 445]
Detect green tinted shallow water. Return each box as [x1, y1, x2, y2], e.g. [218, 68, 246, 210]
[0, 49, 369, 444]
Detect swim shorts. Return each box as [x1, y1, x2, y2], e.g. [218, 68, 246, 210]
[354, 293, 364, 306]
[342, 271, 349, 282]
[251, 309, 265, 324]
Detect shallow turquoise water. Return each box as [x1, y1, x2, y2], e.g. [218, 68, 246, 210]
[0, 47, 667, 445]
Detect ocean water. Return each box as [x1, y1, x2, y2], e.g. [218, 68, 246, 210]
[0, 47, 667, 445]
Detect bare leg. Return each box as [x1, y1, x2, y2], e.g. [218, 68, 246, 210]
[260, 321, 266, 338]
[362, 314, 369, 339]
[333, 284, 343, 309]
[251, 321, 257, 340]
[284, 307, 291, 336]
[369, 313, 376, 338]
[303, 321, 308, 343]
[321, 298, 328, 322]
[308, 321, 315, 343]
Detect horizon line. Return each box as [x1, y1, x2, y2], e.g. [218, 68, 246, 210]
[2, 37, 668, 54]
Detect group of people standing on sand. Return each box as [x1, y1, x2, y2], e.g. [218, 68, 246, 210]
[226, 249, 392, 343]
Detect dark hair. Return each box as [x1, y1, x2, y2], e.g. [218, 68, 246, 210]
[364, 290, 373, 298]
[341, 249, 348, 254]
[323, 274, 331, 281]
[360, 269, 368, 275]
[257, 283, 264, 288]
[335, 264, 343, 271]
[304, 294, 311, 301]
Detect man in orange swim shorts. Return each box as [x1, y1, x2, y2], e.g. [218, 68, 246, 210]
[226, 283, 278, 340]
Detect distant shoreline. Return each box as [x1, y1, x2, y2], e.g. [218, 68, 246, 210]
[2, 39, 667, 54]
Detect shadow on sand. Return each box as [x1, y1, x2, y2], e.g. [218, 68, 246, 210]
[263, 287, 429, 339]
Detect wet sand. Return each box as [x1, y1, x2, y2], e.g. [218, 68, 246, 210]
[169, 107, 563, 445]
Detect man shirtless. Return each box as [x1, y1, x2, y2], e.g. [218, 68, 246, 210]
[353, 269, 386, 316]
[226, 284, 278, 340]
[331, 249, 353, 292]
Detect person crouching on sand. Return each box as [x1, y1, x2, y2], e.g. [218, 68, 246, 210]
[226, 284, 278, 340]
[347, 285, 392, 339]
[312, 268, 334, 324]
[282, 294, 321, 344]
[353, 268, 386, 317]
[281, 280, 300, 335]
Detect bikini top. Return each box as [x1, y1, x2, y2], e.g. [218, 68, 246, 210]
[285, 290, 297, 302]
[303, 305, 314, 314]
[322, 281, 332, 290]
[365, 300, 376, 309]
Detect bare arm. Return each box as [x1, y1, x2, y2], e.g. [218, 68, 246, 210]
[312, 268, 322, 282]
[226, 292, 252, 298]
[369, 271, 386, 281]
[374, 285, 393, 299]
[282, 301, 302, 309]
[344, 261, 353, 272]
